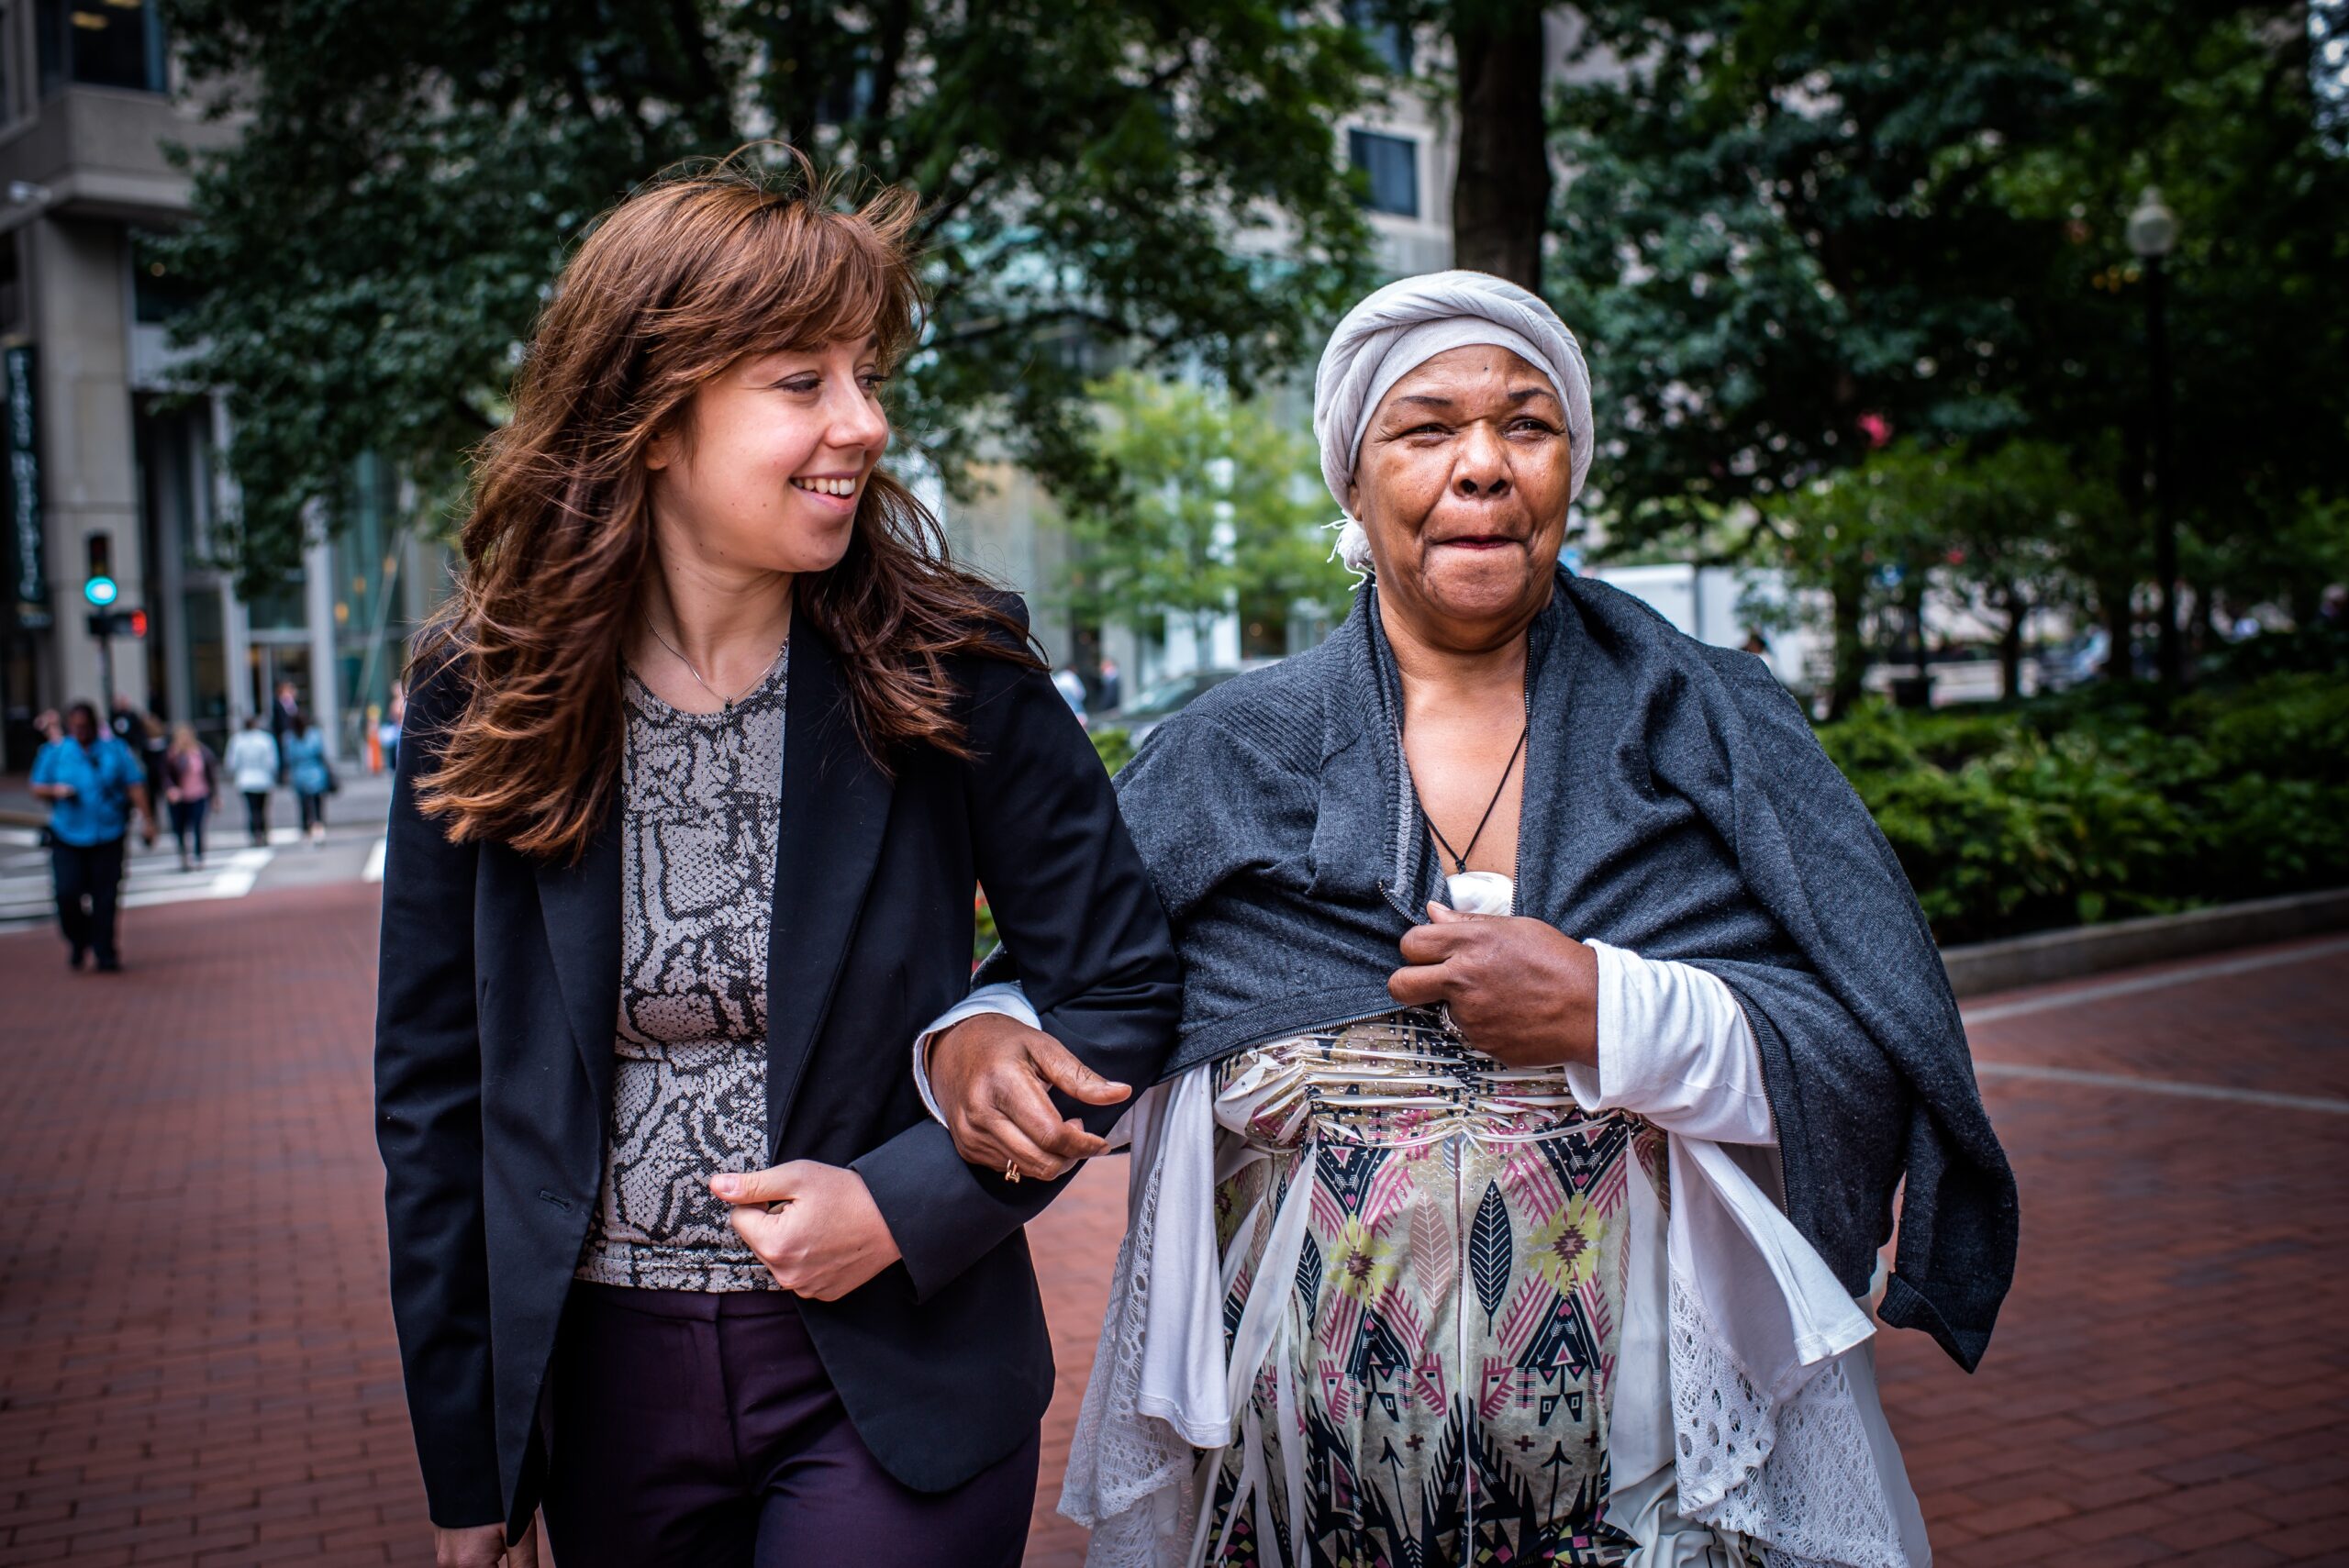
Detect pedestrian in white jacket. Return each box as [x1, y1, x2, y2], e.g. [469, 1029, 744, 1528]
[225, 717, 279, 848]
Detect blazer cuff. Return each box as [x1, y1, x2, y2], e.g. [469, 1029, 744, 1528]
[852, 1118, 1052, 1301]
[417, 1440, 507, 1531]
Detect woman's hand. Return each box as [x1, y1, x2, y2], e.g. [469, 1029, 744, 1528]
[434, 1519, 537, 1567]
[929, 1012, 1131, 1182]
[710, 1162, 903, 1300]
[1388, 902, 1598, 1070]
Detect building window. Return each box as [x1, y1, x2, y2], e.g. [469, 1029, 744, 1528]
[37, 0, 169, 97]
[1349, 129, 1419, 218]
[1342, 1, 1413, 74]
[131, 231, 196, 325]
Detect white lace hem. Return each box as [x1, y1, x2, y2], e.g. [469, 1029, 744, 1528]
[1670, 1277, 1907, 1568]
[1059, 1111, 1205, 1568]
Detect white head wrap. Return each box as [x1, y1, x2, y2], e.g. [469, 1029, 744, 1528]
[1311, 270, 1595, 577]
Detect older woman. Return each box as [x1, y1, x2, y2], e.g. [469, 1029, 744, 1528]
[927, 272, 2016, 1568]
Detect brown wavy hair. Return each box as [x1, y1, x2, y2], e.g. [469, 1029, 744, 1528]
[414, 150, 1036, 861]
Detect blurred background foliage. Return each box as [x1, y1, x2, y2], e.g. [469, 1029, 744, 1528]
[1820, 666, 2349, 943]
[155, 0, 1394, 593]
[1553, 0, 2349, 705]
[150, 0, 2347, 953]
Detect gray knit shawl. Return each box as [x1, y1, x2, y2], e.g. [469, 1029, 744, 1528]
[1043, 571, 2018, 1373]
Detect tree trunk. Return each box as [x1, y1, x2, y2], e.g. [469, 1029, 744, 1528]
[1451, 1, 1550, 290]
[1828, 570, 1868, 719]
[2101, 581, 2135, 684]
[1892, 571, 1932, 709]
[1998, 600, 2025, 701]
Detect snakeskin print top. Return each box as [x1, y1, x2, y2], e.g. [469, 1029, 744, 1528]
[573, 650, 788, 1292]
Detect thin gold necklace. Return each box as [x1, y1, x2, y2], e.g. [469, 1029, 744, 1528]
[640, 615, 787, 714]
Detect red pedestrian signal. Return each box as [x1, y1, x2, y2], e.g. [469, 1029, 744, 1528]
[127, 609, 148, 638]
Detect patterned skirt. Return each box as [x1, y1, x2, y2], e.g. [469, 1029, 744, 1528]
[1203, 1010, 1664, 1568]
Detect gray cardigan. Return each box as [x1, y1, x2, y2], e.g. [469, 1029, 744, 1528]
[1000, 569, 2017, 1373]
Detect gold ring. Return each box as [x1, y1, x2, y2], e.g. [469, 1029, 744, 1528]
[1004, 1158, 1021, 1184]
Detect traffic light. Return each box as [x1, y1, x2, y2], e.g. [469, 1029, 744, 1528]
[83, 533, 117, 607]
[83, 606, 147, 639]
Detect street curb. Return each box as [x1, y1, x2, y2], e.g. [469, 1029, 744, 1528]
[1941, 887, 2349, 998]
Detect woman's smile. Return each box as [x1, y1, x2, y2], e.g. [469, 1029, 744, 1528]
[787, 472, 863, 513]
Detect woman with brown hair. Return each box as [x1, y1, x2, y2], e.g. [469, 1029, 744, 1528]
[373, 153, 1180, 1568]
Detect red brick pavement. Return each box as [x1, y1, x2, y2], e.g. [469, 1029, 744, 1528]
[3, 888, 2344, 1566]
[0, 884, 424, 1568]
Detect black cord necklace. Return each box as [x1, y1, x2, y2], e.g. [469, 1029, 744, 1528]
[1424, 720, 1530, 876]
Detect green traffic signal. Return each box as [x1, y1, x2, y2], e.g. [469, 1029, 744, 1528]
[83, 574, 118, 607]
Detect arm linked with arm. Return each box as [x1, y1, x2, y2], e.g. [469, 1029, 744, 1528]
[852, 641, 1182, 1301]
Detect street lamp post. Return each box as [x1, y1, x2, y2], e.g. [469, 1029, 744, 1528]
[2128, 186, 2181, 693]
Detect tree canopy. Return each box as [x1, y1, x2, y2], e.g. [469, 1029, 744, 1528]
[1549, 0, 2349, 681]
[160, 0, 1392, 589]
[1056, 371, 1347, 651]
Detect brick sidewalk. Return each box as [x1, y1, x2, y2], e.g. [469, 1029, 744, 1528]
[2, 888, 2343, 1565]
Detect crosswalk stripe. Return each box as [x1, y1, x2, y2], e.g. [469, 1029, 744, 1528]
[0, 846, 276, 929]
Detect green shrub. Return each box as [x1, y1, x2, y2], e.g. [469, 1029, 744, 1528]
[1818, 675, 2349, 944]
[1090, 725, 1137, 777]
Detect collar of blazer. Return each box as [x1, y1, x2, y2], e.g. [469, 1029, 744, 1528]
[532, 617, 895, 1162]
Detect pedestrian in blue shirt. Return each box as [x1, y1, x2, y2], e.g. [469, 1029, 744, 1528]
[281, 711, 336, 845]
[28, 701, 155, 971]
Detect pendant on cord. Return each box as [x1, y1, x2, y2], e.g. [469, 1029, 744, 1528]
[1445, 870, 1514, 917]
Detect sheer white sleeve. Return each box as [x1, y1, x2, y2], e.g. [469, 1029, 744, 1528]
[1570, 940, 1776, 1146]
[908, 982, 1041, 1125]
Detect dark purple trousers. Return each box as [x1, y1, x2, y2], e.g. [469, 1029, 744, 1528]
[540, 1284, 1040, 1568]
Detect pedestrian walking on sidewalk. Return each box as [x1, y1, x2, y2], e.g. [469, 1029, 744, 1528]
[268, 678, 302, 775]
[373, 153, 1178, 1568]
[110, 695, 169, 803]
[225, 716, 279, 846]
[282, 713, 334, 844]
[28, 700, 155, 972]
[930, 273, 2015, 1568]
[380, 678, 406, 774]
[161, 725, 221, 872]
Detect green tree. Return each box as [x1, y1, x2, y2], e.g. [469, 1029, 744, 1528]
[1935, 441, 2115, 700]
[157, 0, 1387, 590]
[1549, 1, 2073, 530]
[1057, 371, 1348, 655]
[1549, 0, 2349, 682]
[1976, 5, 2349, 668]
[1762, 441, 1950, 717]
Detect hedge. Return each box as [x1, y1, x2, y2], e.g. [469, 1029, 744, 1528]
[1817, 673, 2349, 944]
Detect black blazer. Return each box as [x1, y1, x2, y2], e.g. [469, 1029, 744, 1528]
[373, 599, 1181, 1533]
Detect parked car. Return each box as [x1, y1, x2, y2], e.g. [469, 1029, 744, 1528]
[1093, 668, 1244, 744]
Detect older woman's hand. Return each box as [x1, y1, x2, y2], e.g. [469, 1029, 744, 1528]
[1388, 903, 1598, 1070]
[929, 1012, 1131, 1182]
